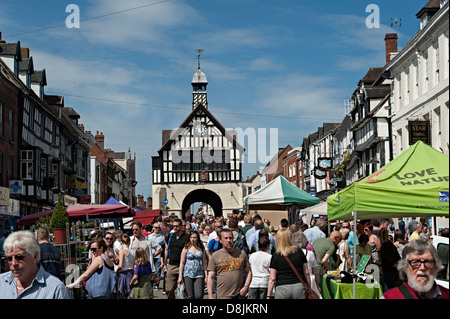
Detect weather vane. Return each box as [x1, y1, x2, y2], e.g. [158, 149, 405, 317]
[390, 17, 402, 32]
[195, 49, 204, 69]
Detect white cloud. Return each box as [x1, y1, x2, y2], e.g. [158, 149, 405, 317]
[254, 74, 344, 121]
[79, 0, 201, 47]
[247, 57, 279, 71]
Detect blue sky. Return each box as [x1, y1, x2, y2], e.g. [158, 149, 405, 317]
[1, 0, 424, 199]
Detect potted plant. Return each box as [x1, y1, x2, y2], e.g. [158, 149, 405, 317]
[50, 193, 70, 244]
[36, 215, 52, 230]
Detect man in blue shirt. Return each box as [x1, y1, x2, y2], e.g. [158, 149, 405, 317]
[246, 220, 276, 252]
[0, 230, 71, 299]
[304, 218, 327, 245]
[149, 222, 165, 289]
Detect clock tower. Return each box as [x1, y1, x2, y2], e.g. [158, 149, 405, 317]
[152, 52, 245, 219]
[192, 50, 208, 109]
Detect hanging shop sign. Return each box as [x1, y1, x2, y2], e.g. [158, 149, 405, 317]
[314, 167, 327, 180]
[317, 157, 333, 170]
[9, 180, 23, 195]
[0, 187, 10, 206]
[408, 121, 430, 145]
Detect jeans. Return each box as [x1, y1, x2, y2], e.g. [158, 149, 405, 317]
[318, 268, 324, 292]
[183, 277, 204, 299]
[153, 257, 162, 287]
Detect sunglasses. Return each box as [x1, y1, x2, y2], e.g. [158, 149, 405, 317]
[6, 253, 30, 262]
[90, 247, 99, 252]
[104, 237, 113, 240]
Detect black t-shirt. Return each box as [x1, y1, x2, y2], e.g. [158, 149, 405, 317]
[168, 232, 189, 266]
[270, 249, 307, 286]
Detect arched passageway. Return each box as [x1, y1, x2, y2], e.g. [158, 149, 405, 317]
[181, 189, 223, 219]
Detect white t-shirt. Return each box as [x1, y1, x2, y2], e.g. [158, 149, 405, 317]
[249, 251, 272, 288]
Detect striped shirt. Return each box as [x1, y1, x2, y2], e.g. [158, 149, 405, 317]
[0, 265, 72, 299]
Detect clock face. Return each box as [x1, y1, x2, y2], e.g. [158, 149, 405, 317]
[195, 124, 207, 135]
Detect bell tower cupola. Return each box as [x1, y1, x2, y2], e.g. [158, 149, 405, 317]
[192, 49, 208, 109]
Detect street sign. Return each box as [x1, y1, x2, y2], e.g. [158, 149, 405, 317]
[163, 198, 168, 205]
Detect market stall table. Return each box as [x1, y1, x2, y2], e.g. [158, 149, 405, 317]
[322, 275, 383, 299]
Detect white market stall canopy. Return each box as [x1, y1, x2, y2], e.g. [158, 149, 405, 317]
[244, 175, 320, 210]
[300, 201, 328, 225]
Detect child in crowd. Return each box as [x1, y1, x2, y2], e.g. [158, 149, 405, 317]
[130, 248, 154, 299]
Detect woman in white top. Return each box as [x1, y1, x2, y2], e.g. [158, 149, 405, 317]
[248, 236, 272, 299]
[336, 228, 353, 272]
[116, 234, 135, 299]
[292, 231, 322, 298]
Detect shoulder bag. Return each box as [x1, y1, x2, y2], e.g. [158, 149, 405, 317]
[284, 255, 320, 300]
[85, 257, 116, 298]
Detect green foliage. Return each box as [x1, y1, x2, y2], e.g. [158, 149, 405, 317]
[50, 193, 69, 229]
[36, 215, 52, 230]
[333, 152, 351, 178]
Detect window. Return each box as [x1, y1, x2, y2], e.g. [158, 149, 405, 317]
[414, 60, 419, 99]
[44, 117, 52, 142]
[20, 150, 34, 180]
[396, 76, 402, 109]
[434, 41, 440, 85]
[405, 69, 410, 105]
[9, 109, 14, 142]
[397, 129, 403, 155]
[424, 50, 429, 92]
[0, 103, 3, 136]
[41, 158, 47, 181]
[0, 152, 3, 183]
[34, 108, 41, 137]
[434, 107, 442, 150]
[8, 156, 14, 180]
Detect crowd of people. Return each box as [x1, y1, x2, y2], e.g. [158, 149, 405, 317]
[0, 212, 448, 300]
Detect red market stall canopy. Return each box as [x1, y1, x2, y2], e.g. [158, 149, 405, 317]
[19, 204, 135, 227]
[66, 204, 135, 219]
[132, 209, 161, 225]
[18, 209, 53, 226]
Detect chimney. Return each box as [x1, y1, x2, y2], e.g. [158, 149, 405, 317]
[95, 131, 105, 150]
[147, 196, 152, 209]
[137, 194, 144, 208]
[385, 33, 398, 63]
[21, 47, 30, 59]
[78, 124, 85, 133]
[0, 32, 5, 43]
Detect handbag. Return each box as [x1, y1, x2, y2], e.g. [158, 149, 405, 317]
[85, 257, 116, 298]
[284, 255, 320, 300]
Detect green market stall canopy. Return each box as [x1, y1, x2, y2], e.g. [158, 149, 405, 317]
[327, 141, 449, 221]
